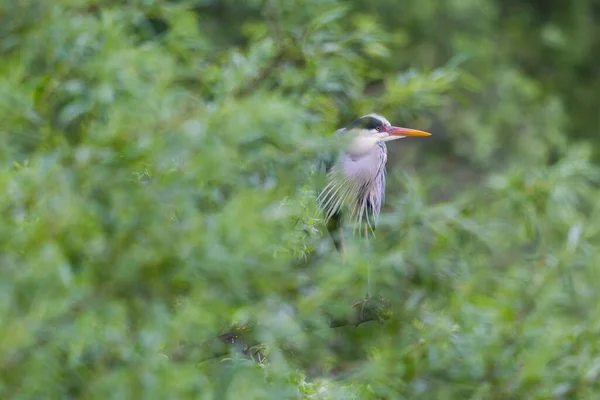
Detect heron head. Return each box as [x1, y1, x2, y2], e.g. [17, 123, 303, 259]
[348, 113, 431, 141]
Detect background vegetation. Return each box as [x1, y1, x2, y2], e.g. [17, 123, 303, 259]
[1, 0, 600, 398]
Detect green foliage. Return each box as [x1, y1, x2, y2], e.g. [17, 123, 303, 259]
[1, 0, 599, 398]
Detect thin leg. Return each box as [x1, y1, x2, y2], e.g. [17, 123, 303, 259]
[365, 224, 371, 299]
[353, 224, 372, 321]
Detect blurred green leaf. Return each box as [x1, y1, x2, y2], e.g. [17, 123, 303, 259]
[1, 0, 600, 399]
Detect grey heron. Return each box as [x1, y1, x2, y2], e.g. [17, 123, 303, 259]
[318, 113, 431, 297]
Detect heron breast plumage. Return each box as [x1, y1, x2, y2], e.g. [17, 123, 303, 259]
[318, 140, 387, 231]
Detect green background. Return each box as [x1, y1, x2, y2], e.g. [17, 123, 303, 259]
[1, 0, 600, 398]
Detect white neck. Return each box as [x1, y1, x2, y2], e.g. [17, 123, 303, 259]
[349, 134, 380, 155]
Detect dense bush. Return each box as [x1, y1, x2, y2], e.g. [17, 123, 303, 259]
[1, 0, 599, 398]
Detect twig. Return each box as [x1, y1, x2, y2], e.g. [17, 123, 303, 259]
[172, 297, 392, 363]
[328, 296, 391, 328]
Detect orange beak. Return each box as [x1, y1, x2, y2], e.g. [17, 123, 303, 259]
[387, 126, 432, 137]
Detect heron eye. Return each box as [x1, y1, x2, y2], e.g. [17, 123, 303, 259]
[375, 126, 381, 131]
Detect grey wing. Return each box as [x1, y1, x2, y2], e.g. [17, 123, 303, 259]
[316, 128, 346, 218]
[317, 128, 347, 251]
